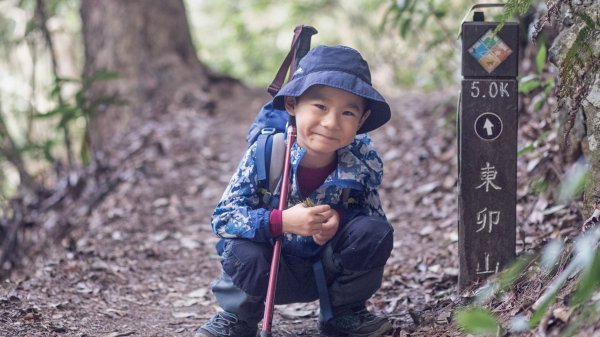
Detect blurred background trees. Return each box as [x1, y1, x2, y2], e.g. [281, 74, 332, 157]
[1, 0, 600, 334]
[3, 0, 596, 226]
[0, 0, 496, 206]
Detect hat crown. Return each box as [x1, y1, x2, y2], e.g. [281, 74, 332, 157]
[296, 45, 372, 85]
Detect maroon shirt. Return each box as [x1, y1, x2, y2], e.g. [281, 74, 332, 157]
[269, 159, 337, 237]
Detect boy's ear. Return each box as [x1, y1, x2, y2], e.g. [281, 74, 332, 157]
[358, 109, 371, 129]
[284, 96, 297, 116]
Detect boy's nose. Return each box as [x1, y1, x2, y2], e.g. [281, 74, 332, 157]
[321, 112, 339, 128]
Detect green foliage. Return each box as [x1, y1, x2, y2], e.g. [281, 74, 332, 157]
[540, 239, 564, 272]
[529, 177, 549, 194]
[535, 41, 547, 74]
[517, 130, 551, 157]
[32, 70, 119, 162]
[380, 0, 464, 88]
[454, 307, 500, 335]
[0, 0, 99, 197]
[185, 0, 467, 90]
[557, 159, 590, 203]
[494, 0, 533, 34]
[186, 0, 349, 88]
[571, 249, 600, 306]
[455, 228, 600, 335]
[517, 43, 556, 112]
[20, 140, 56, 163]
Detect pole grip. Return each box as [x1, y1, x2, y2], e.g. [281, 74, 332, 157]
[294, 26, 317, 68]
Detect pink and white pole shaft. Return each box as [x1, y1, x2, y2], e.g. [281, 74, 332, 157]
[260, 124, 296, 336]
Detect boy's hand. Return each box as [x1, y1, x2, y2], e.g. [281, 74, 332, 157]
[313, 209, 340, 246]
[282, 204, 331, 236]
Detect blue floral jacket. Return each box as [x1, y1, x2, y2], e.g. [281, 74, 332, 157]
[211, 134, 386, 260]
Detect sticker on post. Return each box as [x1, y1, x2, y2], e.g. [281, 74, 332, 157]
[474, 112, 503, 141]
[468, 29, 513, 73]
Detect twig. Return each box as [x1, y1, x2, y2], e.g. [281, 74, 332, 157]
[582, 208, 600, 232]
[0, 201, 23, 276]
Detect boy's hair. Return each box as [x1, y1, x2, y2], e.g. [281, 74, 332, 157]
[272, 45, 391, 134]
[290, 85, 370, 115]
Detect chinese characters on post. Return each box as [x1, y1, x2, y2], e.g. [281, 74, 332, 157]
[474, 162, 502, 273]
[458, 12, 518, 290]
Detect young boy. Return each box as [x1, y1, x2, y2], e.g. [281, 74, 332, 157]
[195, 45, 394, 337]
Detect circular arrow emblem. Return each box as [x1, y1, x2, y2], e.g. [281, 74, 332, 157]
[474, 112, 503, 141]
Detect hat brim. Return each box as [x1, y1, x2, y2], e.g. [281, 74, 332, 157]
[272, 70, 391, 134]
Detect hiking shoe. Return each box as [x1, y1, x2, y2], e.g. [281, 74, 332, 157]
[318, 305, 392, 337]
[194, 311, 257, 337]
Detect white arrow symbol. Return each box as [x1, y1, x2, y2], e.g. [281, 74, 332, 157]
[483, 118, 494, 136]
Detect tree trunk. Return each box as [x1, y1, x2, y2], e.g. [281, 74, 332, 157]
[80, 0, 213, 156]
[584, 83, 600, 214]
[549, 2, 600, 216]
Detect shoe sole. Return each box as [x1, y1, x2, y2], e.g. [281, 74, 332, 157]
[319, 320, 392, 337]
[194, 327, 257, 337]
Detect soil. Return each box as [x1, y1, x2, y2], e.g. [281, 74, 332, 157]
[0, 81, 582, 337]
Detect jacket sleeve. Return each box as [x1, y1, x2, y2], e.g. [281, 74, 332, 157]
[345, 186, 387, 221]
[343, 138, 387, 221]
[211, 143, 274, 242]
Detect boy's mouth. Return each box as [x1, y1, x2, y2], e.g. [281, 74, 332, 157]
[313, 132, 338, 142]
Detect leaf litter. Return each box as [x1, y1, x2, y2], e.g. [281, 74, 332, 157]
[0, 83, 592, 337]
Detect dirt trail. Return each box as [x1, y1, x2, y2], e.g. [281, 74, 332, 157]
[0, 85, 461, 337]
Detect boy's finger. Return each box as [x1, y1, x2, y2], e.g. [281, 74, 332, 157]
[309, 214, 326, 223]
[322, 216, 335, 226]
[319, 209, 334, 219]
[310, 222, 323, 231]
[310, 205, 331, 213]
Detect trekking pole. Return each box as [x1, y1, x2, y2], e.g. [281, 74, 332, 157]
[260, 25, 317, 337]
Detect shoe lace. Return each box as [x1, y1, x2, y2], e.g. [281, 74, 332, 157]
[210, 312, 239, 328]
[354, 306, 378, 323]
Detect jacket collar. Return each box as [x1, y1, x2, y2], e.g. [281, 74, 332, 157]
[289, 134, 383, 190]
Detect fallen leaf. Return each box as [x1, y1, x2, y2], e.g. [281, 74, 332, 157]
[172, 298, 199, 307]
[172, 311, 199, 319]
[419, 225, 435, 236]
[180, 237, 200, 249]
[107, 308, 128, 317]
[153, 198, 169, 208]
[279, 307, 314, 319]
[553, 307, 572, 322]
[106, 331, 136, 337]
[187, 288, 208, 298]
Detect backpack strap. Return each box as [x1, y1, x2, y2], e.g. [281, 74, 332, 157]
[255, 132, 274, 191]
[313, 259, 333, 322]
[313, 187, 350, 323]
[267, 25, 302, 97]
[268, 132, 285, 193]
[256, 130, 286, 193]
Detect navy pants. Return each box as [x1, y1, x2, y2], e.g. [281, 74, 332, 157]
[212, 216, 394, 324]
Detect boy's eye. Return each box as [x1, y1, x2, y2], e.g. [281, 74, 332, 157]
[314, 104, 326, 111]
[342, 110, 357, 117]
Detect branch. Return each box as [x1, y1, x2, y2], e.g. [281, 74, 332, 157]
[0, 103, 35, 190]
[35, 0, 74, 168]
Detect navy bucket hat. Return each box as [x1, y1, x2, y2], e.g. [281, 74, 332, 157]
[273, 45, 391, 134]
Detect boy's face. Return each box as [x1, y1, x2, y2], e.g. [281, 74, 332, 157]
[285, 85, 371, 165]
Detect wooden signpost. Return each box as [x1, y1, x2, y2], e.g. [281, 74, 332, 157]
[458, 7, 519, 290]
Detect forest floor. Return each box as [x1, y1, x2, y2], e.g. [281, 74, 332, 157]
[0, 81, 586, 337]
